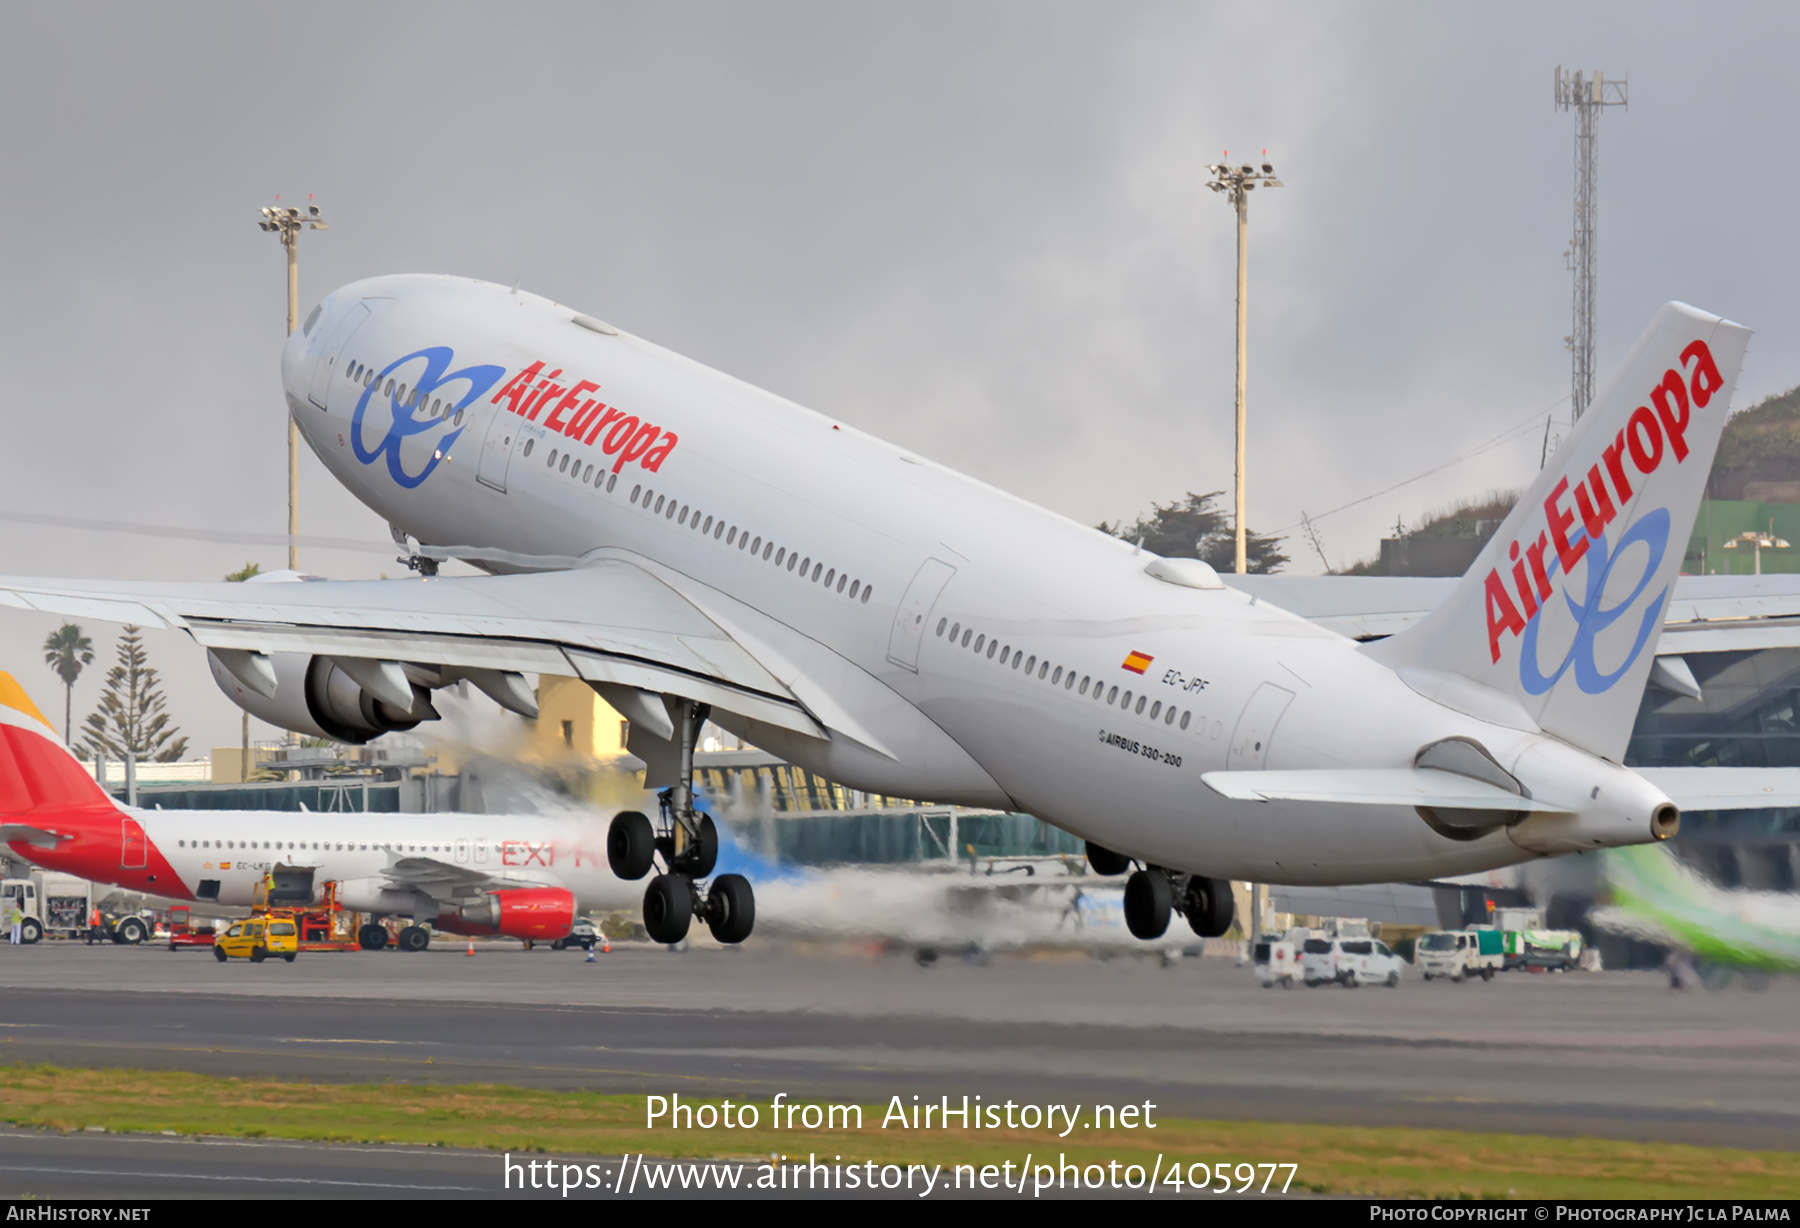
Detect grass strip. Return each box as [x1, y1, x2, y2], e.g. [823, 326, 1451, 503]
[0, 1063, 1795, 1199]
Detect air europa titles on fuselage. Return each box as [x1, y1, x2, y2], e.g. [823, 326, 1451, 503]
[492, 360, 679, 475]
[1483, 338, 1726, 667]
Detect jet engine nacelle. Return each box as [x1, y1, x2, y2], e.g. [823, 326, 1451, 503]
[207, 650, 437, 745]
[437, 887, 577, 941]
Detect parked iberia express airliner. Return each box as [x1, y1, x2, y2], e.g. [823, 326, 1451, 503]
[5, 276, 1800, 946]
[0, 673, 641, 950]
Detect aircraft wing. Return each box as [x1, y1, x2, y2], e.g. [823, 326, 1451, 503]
[1200, 768, 1568, 811]
[381, 856, 548, 902]
[0, 561, 824, 740]
[1223, 574, 1800, 649]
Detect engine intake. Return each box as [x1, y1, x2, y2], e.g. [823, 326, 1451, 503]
[207, 651, 438, 744]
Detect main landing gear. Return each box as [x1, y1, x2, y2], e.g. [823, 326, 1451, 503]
[1106, 854, 1234, 942]
[606, 699, 756, 947]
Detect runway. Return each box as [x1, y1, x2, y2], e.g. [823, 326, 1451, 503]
[2, 939, 1797, 1160]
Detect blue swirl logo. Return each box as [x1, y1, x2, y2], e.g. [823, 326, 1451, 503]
[351, 347, 506, 489]
[1520, 508, 1671, 696]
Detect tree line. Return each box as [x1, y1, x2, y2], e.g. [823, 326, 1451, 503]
[39, 562, 262, 763]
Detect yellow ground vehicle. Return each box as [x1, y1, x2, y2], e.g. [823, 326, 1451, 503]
[213, 915, 299, 963]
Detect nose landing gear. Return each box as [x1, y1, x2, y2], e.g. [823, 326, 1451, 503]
[606, 699, 756, 946]
[1122, 866, 1235, 940]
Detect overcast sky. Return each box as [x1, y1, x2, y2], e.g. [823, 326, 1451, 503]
[2, 2, 1797, 752]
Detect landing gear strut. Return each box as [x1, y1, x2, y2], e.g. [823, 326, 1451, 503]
[607, 699, 756, 946]
[1122, 866, 1235, 941]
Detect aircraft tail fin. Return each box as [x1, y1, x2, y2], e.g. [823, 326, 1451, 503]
[1366, 303, 1752, 762]
[0, 671, 120, 819]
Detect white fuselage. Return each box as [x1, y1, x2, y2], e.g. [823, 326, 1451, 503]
[282, 275, 1647, 886]
[73, 806, 638, 914]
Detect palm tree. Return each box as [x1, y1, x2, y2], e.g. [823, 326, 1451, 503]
[42, 623, 94, 746]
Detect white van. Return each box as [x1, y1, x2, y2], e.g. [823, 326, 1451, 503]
[1303, 936, 1404, 987]
[1253, 932, 1303, 988]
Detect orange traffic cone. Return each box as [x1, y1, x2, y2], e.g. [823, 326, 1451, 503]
[466, 939, 475, 956]
[602, 939, 611, 954]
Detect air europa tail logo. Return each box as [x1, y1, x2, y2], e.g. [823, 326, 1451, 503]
[1483, 338, 1726, 691]
[491, 360, 678, 475]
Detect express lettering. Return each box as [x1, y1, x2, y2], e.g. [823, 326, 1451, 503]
[1483, 339, 1720, 665]
[501, 840, 553, 867]
[490, 360, 680, 474]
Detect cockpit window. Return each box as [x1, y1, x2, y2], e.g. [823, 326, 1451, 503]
[303, 305, 322, 336]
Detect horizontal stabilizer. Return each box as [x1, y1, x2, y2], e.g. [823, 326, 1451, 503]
[1632, 767, 1800, 811]
[0, 823, 73, 847]
[1201, 767, 1570, 812]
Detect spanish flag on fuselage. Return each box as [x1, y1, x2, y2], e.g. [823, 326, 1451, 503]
[1122, 650, 1153, 675]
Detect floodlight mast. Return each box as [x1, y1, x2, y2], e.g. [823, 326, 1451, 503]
[1205, 156, 1282, 951]
[1205, 156, 1282, 577]
[1723, 530, 1790, 576]
[257, 200, 329, 570]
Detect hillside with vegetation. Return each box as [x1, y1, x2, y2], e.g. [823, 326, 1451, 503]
[1340, 491, 1518, 575]
[1337, 382, 1800, 572]
[1707, 383, 1800, 500]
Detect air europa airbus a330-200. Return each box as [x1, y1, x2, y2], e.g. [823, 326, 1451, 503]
[5, 276, 1799, 946]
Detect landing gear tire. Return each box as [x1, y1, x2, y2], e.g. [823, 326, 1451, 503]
[1086, 841, 1131, 877]
[115, 917, 147, 945]
[704, 873, 755, 944]
[1182, 876, 1235, 939]
[398, 925, 431, 953]
[19, 918, 42, 945]
[685, 814, 719, 878]
[643, 874, 694, 945]
[213, 946, 227, 962]
[1123, 869, 1172, 939]
[607, 810, 656, 880]
[358, 923, 389, 952]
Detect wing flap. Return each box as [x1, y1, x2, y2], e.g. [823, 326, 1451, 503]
[1201, 767, 1569, 811]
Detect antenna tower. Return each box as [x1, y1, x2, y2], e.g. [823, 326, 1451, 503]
[1554, 67, 1627, 421]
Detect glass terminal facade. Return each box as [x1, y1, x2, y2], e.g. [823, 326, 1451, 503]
[1627, 647, 1800, 891]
